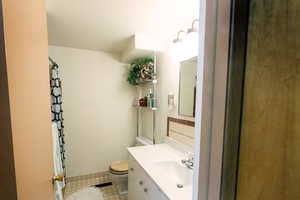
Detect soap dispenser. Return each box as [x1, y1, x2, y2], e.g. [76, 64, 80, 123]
[147, 89, 154, 108]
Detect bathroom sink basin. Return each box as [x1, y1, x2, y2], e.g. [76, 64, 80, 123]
[153, 161, 193, 187]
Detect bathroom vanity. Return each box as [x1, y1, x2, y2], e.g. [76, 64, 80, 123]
[127, 144, 193, 200]
[127, 54, 196, 200]
[128, 154, 169, 200]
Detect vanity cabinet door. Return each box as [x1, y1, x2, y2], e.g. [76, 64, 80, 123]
[128, 155, 169, 200]
[144, 178, 169, 200]
[128, 155, 147, 200]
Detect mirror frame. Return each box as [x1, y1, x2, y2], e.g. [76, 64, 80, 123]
[178, 56, 197, 117]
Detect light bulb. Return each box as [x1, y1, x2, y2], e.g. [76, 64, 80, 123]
[183, 31, 199, 60]
[170, 41, 185, 61]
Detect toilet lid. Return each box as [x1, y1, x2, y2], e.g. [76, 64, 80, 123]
[110, 161, 128, 173]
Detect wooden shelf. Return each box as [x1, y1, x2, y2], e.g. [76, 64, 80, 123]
[136, 79, 158, 85]
[133, 105, 158, 111]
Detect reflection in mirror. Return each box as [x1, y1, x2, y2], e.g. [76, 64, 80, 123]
[179, 57, 197, 117]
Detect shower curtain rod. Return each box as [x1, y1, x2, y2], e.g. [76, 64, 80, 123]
[48, 57, 57, 66]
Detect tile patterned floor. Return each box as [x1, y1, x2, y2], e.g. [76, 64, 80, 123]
[64, 173, 127, 200]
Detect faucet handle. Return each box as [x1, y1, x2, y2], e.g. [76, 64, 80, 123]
[181, 152, 195, 170]
[186, 152, 194, 161]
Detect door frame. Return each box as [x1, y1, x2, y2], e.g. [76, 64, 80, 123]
[193, 0, 231, 199]
[220, 0, 250, 200]
[193, 0, 250, 199]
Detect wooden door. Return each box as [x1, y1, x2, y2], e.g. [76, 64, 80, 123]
[236, 1, 300, 200]
[0, 0, 55, 199]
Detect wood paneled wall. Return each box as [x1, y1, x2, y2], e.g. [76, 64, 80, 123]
[237, 1, 300, 200]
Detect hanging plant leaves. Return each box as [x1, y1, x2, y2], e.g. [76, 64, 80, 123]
[127, 57, 154, 85]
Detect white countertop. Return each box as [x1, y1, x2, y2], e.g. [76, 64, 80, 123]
[127, 144, 193, 200]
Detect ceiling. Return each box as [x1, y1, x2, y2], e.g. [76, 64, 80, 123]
[46, 0, 199, 53]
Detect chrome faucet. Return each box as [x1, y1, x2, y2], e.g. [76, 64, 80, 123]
[181, 153, 194, 170]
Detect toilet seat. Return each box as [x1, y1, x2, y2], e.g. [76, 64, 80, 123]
[109, 161, 128, 175]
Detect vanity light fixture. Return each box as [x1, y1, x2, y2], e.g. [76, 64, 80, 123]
[171, 30, 186, 61]
[184, 19, 199, 59]
[171, 19, 199, 60]
[187, 19, 199, 34]
[172, 19, 199, 44]
[173, 30, 186, 43]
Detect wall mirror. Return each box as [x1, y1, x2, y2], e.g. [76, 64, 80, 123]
[178, 56, 197, 117]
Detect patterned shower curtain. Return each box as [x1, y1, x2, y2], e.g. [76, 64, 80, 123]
[49, 58, 66, 175]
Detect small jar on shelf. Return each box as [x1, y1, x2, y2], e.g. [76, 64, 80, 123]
[133, 96, 159, 110]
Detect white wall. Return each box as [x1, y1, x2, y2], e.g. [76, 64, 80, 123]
[141, 50, 195, 143]
[139, 51, 178, 142]
[155, 51, 181, 142]
[49, 45, 137, 177]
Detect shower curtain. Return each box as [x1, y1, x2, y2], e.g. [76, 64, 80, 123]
[49, 58, 66, 175]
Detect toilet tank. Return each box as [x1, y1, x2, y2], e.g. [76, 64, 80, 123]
[135, 136, 153, 146]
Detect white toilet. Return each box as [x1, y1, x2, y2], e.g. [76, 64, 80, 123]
[109, 160, 129, 196]
[109, 137, 152, 196]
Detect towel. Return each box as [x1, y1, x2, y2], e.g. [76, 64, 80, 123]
[52, 122, 65, 200]
[66, 187, 103, 200]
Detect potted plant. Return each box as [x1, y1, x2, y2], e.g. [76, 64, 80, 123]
[127, 58, 154, 85]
